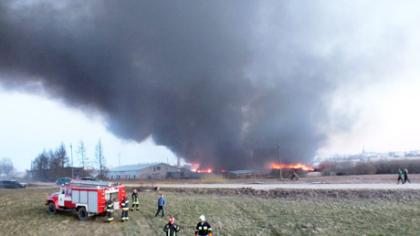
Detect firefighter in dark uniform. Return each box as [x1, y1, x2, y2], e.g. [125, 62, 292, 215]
[131, 189, 139, 211]
[195, 215, 213, 236]
[163, 216, 180, 236]
[121, 196, 129, 222]
[105, 198, 114, 222]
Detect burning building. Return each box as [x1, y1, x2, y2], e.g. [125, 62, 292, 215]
[269, 162, 314, 179]
[270, 163, 314, 172]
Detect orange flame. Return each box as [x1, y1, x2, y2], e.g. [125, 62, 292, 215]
[195, 168, 213, 174]
[190, 163, 213, 174]
[270, 162, 314, 171]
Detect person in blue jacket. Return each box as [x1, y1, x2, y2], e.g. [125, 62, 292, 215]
[155, 193, 166, 217]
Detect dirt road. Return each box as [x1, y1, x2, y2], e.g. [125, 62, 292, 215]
[134, 183, 420, 190]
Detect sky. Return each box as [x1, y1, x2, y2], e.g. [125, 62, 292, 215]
[0, 88, 178, 171]
[318, 74, 420, 156]
[1, 1, 420, 171]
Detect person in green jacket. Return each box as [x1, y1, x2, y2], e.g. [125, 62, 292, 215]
[397, 168, 404, 184]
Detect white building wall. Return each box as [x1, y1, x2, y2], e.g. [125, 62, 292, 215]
[107, 163, 181, 180]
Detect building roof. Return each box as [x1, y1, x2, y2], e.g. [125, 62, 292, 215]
[70, 180, 113, 187]
[109, 163, 163, 172]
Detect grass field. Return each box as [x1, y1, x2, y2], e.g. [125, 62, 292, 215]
[1, 187, 420, 236]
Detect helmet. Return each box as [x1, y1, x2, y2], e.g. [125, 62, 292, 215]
[199, 215, 206, 221]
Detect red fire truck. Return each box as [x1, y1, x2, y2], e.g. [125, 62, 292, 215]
[46, 180, 126, 220]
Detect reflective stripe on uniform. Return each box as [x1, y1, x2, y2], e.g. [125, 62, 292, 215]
[123, 208, 129, 211]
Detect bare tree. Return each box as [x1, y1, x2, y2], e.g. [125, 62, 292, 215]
[55, 143, 68, 168]
[77, 141, 87, 170]
[0, 158, 14, 177]
[95, 140, 107, 179]
[32, 151, 50, 180]
[30, 144, 70, 181]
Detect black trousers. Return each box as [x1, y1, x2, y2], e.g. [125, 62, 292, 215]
[155, 206, 165, 217]
[121, 210, 128, 219]
[106, 210, 114, 221]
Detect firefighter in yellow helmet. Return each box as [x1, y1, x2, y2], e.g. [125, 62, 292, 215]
[120, 196, 129, 222]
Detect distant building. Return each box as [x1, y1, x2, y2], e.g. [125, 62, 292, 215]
[107, 163, 190, 180]
[225, 169, 269, 178]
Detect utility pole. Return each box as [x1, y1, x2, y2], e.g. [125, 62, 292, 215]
[278, 144, 282, 180]
[70, 144, 74, 179]
[30, 161, 33, 179]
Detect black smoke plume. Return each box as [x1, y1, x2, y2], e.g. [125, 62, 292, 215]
[0, 0, 381, 169]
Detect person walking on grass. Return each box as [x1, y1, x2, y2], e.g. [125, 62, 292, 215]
[290, 169, 299, 181]
[397, 168, 404, 184]
[155, 193, 166, 217]
[403, 168, 411, 184]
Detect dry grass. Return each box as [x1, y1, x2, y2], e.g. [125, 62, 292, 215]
[1, 187, 420, 235]
[197, 175, 226, 184]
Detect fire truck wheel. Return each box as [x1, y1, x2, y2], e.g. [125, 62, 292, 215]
[77, 207, 88, 221]
[47, 202, 56, 215]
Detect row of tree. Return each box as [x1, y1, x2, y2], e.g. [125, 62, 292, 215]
[31, 140, 107, 181]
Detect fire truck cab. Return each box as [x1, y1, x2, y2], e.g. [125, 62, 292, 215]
[46, 180, 126, 220]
